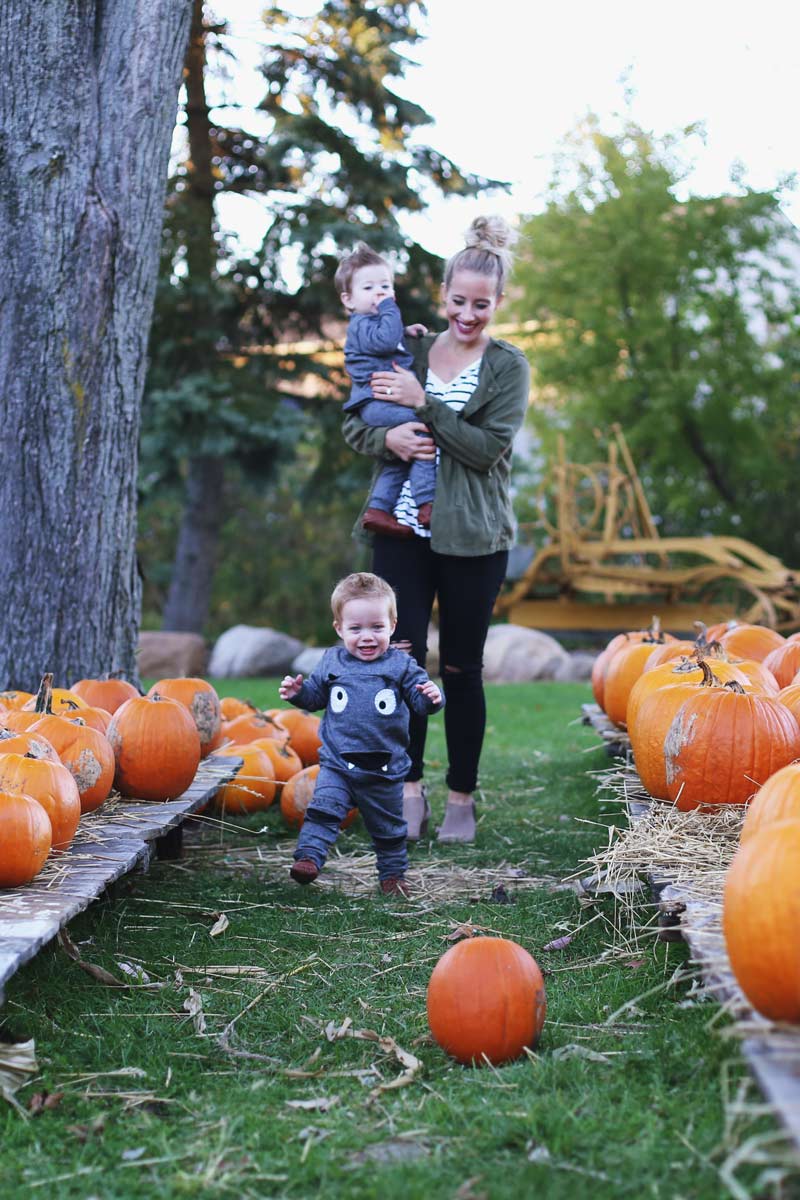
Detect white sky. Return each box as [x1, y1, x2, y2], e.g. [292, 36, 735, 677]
[213, 0, 800, 258]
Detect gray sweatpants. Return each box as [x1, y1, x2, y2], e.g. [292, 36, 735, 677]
[294, 764, 408, 881]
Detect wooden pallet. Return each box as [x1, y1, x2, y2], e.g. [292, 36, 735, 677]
[0, 754, 241, 1005]
[580, 701, 631, 758]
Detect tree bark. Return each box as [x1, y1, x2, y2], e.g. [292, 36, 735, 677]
[162, 455, 226, 632]
[0, 1, 192, 690]
[161, 0, 224, 634]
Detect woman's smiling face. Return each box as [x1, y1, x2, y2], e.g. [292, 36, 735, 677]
[442, 269, 502, 347]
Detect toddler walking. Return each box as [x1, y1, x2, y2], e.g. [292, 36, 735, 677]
[279, 572, 443, 897]
[335, 243, 434, 539]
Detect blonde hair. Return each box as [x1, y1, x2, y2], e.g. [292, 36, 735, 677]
[443, 215, 517, 296]
[334, 242, 391, 296]
[331, 572, 397, 624]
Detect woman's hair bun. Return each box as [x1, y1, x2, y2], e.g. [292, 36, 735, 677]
[464, 214, 517, 255]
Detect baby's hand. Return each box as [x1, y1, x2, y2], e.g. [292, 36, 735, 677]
[404, 323, 428, 338]
[417, 680, 442, 704]
[279, 673, 304, 700]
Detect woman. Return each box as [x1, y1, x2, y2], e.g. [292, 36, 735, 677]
[341, 215, 530, 843]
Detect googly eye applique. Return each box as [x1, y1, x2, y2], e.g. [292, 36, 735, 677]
[330, 686, 349, 713]
[374, 688, 397, 716]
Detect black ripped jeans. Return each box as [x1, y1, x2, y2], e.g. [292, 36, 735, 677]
[372, 535, 508, 793]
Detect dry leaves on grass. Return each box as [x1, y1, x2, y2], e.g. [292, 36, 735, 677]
[323, 1017, 422, 1102]
[0, 1037, 37, 1116]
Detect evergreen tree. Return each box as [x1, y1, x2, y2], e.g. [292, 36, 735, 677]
[142, 0, 501, 634]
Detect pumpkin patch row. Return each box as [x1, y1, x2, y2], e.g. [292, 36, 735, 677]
[593, 620, 800, 1025]
[0, 674, 332, 891]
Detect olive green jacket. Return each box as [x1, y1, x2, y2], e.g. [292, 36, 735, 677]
[341, 335, 530, 556]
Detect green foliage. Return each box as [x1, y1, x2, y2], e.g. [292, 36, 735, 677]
[511, 114, 800, 561]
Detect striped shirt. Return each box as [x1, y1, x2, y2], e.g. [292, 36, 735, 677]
[393, 357, 483, 537]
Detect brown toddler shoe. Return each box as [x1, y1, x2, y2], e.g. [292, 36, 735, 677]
[362, 508, 414, 539]
[290, 859, 320, 885]
[380, 877, 412, 898]
[416, 501, 433, 528]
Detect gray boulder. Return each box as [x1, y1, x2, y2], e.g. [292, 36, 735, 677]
[483, 624, 570, 682]
[553, 651, 597, 682]
[208, 625, 305, 678]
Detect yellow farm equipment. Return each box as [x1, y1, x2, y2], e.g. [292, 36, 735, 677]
[498, 426, 800, 633]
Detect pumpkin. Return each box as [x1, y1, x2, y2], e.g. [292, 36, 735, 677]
[230, 729, 304, 787]
[0, 752, 81, 850]
[642, 640, 695, 672]
[740, 764, 800, 844]
[270, 708, 322, 766]
[426, 936, 547, 1065]
[70, 675, 140, 714]
[603, 637, 676, 728]
[0, 790, 52, 887]
[107, 694, 201, 802]
[591, 624, 674, 710]
[31, 715, 115, 813]
[664, 682, 800, 810]
[146, 677, 222, 757]
[723, 819, 800, 1021]
[777, 682, 800, 725]
[279, 765, 357, 830]
[219, 696, 259, 722]
[763, 641, 800, 689]
[213, 744, 276, 813]
[726, 658, 779, 695]
[22, 688, 87, 714]
[221, 710, 289, 748]
[627, 656, 749, 738]
[63, 704, 112, 735]
[2, 709, 45, 733]
[0, 690, 34, 712]
[719, 623, 785, 663]
[0, 728, 60, 762]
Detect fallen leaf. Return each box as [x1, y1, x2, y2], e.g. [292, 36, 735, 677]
[542, 934, 573, 952]
[209, 913, 229, 938]
[489, 884, 514, 905]
[121, 1147, 146, 1161]
[58, 931, 128, 987]
[285, 1095, 340, 1112]
[349, 1137, 429, 1165]
[117, 962, 152, 984]
[445, 922, 489, 942]
[28, 1091, 63, 1115]
[183, 989, 207, 1036]
[526, 1142, 552, 1164]
[0, 1037, 37, 1115]
[551, 1043, 616, 1064]
[623, 959, 647, 971]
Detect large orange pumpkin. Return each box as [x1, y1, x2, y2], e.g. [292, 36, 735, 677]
[22, 688, 87, 714]
[0, 753, 81, 850]
[219, 696, 259, 722]
[279, 764, 357, 829]
[146, 677, 222, 758]
[427, 936, 547, 1065]
[0, 790, 52, 887]
[0, 690, 34, 712]
[31, 715, 115, 813]
[603, 638, 676, 728]
[270, 708, 321, 766]
[664, 684, 800, 810]
[70, 675, 140, 714]
[107, 694, 201, 802]
[777, 682, 800, 725]
[591, 626, 674, 710]
[629, 668, 728, 801]
[627, 657, 749, 738]
[763, 641, 800, 689]
[214, 744, 277, 813]
[723, 819, 800, 1021]
[740, 764, 800, 844]
[719, 623, 785, 663]
[245, 738, 303, 786]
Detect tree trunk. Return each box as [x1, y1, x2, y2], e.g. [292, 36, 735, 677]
[162, 0, 225, 634]
[0, 1, 192, 691]
[162, 455, 226, 632]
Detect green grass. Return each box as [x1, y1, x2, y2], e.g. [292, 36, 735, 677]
[0, 681, 792, 1198]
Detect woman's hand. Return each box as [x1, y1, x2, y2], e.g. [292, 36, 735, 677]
[371, 363, 425, 409]
[385, 423, 435, 463]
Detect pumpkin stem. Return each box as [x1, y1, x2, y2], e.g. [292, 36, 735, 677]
[33, 672, 54, 714]
[696, 658, 722, 688]
[692, 623, 723, 659]
[724, 680, 747, 694]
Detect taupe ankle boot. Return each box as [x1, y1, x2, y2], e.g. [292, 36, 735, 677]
[436, 800, 476, 843]
[403, 785, 430, 841]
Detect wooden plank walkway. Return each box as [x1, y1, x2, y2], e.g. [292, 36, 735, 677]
[0, 754, 241, 1004]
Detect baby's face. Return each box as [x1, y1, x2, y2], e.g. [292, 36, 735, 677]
[334, 596, 396, 661]
[342, 264, 394, 314]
